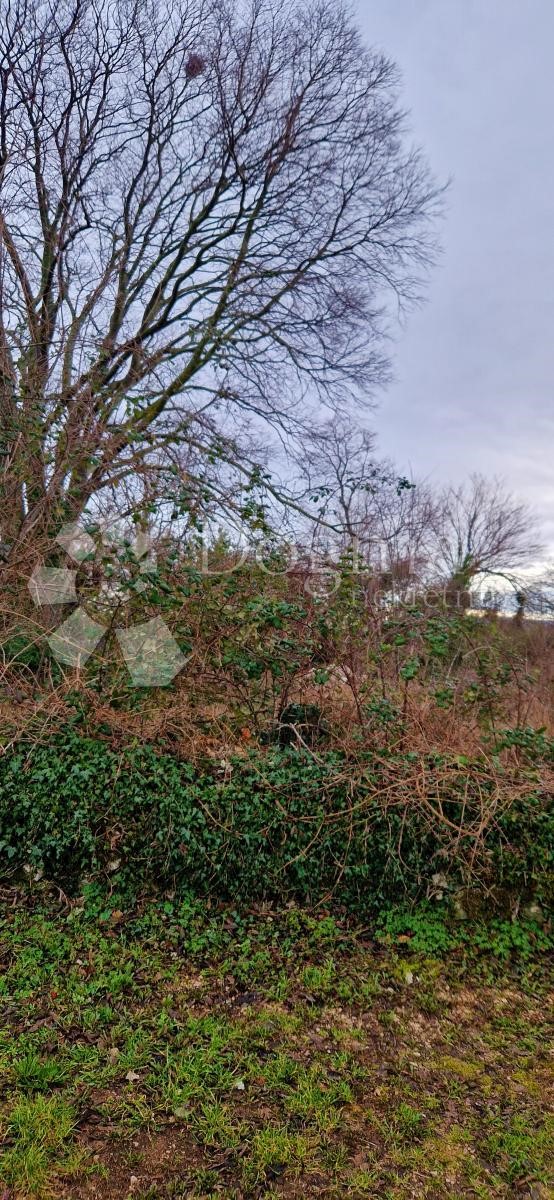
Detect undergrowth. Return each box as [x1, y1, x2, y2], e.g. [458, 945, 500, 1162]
[0, 731, 552, 915]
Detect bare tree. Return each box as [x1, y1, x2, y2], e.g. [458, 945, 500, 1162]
[299, 418, 439, 595]
[514, 570, 554, 623]
[0, 0, 439, 554]
[300, 419, 382, 542]
[432, 474, 541, 605]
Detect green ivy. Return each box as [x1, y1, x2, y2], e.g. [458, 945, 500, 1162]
[1, 732, 552, 915]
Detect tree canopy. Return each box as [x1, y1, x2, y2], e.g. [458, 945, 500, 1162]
[0, 0, 439, 548]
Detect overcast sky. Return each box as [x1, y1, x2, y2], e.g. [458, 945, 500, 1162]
[355, 0, 554, 549]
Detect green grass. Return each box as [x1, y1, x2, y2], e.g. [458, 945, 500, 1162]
[0, 888, 552, 1198]
[0, 1095, 79, 1196]
[485, 1113, 554, 1184]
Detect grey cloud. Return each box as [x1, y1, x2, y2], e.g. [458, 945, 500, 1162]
[356, 0, 554, 550]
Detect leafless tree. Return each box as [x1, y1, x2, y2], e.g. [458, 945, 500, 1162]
[0, 0, 440, 555]
[514, 570, 554, 623]
[300, 419, 381, 541]
[299, 418, 439, 595]
[431, 474, 541, 605]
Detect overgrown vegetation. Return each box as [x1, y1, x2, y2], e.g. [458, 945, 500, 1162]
[2, 553, 553, 916]
[0, 730, 552, 917]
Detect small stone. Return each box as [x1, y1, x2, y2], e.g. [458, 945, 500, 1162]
[522, 902, 543, 922]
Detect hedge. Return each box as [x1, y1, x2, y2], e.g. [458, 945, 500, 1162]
[0, 732, 552, 914]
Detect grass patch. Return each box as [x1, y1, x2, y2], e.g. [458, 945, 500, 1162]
[0, 888, 552, 1198]
[0, 1095, 78, 1197]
